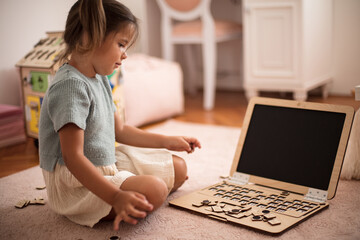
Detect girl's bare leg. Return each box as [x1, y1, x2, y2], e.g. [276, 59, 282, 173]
[103, 175, 168, 220]
[171, 155, 188, 193]
[103, 155, 187, 221]
[120, 175, 168, 209]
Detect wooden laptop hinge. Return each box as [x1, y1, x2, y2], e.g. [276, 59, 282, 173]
[229, 172, 250, 185]
[305, 188, 328, 203]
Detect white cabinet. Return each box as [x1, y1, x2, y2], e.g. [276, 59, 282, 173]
[242, 0, 333, 101]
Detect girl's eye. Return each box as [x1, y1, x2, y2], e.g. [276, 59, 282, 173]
[118, 43, 124, 48]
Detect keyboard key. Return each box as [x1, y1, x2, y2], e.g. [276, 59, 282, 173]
[266, 206, 276, 211]
[275, 208, 286, 213]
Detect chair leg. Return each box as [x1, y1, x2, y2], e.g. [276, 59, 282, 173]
[183, 45, 197, 95]
[163, 41, 174, 61]
[161, 16, 175, 61]
[202, 41, 217, 110]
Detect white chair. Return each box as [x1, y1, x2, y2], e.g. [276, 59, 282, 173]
[156, 0, 242, 110]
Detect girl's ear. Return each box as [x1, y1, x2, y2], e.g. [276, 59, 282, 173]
[77, 31, 94, 54]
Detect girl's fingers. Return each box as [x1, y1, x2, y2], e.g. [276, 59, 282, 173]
[128, 206, 147, 219]
[134, 196, 153, 212]
[113, 211, 139, 229]
[113, 215, 122, 231]
[122, 214, 138, 225]
[134, 192, 147, 201]
[185, 137, 201, 148]
[191, 138, 201, 148]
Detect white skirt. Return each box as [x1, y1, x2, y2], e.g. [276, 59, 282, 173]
[42, 145, 175, 227]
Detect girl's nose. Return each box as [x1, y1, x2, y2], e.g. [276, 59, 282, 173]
[122, 52, 127, 60]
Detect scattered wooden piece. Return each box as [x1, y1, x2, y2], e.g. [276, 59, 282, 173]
[15, 200, 30, 209]
[192, 202, 203, 207]
[263, 213, 276, 220]
[15, 197, 45, 209]
[268, 218, 281, 226]
[212, 206, 223, 213]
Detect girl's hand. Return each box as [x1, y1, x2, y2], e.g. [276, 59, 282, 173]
[112, 190, 153, 230]
[164, 136, 201, 153]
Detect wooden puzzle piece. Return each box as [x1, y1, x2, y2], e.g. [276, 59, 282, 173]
[204, 207, 213, 212]
[29, 197, 45, 205]
[222, 206, 233, 213]
[212, 206, 223, 213]
[241, 206, 252, 212]
[219, 175, 229, 179]
[15, 200, 30, 209]
[268, 218, 281, 226]
[243, 211, 252, 217]
[192, 202, 203, 207]
[15, 197, 45, 209]
[252, 211, 263, 217]
[263, 213, 276, 220]
[226, 212, 246, 219]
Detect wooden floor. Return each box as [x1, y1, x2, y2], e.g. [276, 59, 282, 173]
[0, 91, 359, 178]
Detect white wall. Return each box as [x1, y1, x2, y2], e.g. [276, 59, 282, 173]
[332, 0, 360, 95]
[0, 0, 76, 106]
[118, 0, 162, 57]
[0, 0, 359, 107]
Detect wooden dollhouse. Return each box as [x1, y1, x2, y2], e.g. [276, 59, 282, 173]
[16, 31, 65, 138]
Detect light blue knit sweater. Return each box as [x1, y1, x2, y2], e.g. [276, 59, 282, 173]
[39, 64, 116, 172]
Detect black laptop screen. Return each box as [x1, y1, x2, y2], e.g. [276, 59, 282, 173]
[236, 104, 346, 191]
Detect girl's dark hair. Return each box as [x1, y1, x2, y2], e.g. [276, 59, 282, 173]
[59, 0, 138, 63]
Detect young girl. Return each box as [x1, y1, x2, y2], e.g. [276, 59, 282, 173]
[39, 0, 200, 230]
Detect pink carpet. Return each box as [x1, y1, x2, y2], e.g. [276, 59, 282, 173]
[0, 120, 359, 239]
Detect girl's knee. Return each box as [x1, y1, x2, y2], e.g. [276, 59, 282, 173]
[121, 175, 168, 210]
[144, 175, 168, 209]
[172, 155, 188, 192]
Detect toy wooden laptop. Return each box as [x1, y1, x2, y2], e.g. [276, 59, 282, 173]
[170, 97, 354, 234]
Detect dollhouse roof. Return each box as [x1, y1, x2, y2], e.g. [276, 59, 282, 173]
[16, 32, 65, 69]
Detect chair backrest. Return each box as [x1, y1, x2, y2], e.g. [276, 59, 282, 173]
[157, 0, 216, 60]
[156, 0, 212, 22]
[164, 0, 201, 12]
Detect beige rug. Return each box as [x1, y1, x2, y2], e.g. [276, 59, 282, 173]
[0, 120, 359, 240]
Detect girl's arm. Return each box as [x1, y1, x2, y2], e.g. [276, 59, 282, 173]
[58, 123, 153, 228]
[114, 113, 201, 152]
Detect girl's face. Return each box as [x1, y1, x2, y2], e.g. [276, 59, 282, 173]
[91, 29, 132, 76]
